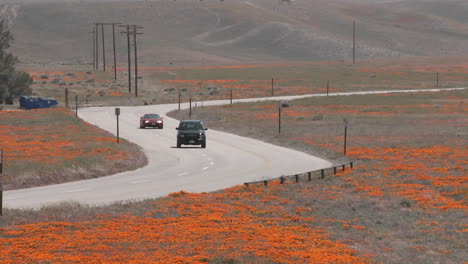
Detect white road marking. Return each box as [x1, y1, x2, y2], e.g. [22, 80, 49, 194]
[178, 172, 189, 176]
[202, 167, 209, 171]
[130, 180, 150, 184]
[64, 189, 90, 193]
[5, 197, 16, 200]
[210, 162, 214, 165]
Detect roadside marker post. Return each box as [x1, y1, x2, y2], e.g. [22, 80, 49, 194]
[189, 97, 192, 118]
[75, 95, 78, 117]
[278, 101, 282, 134]
[115, 108, 120, 143]
[344, 118, 349, 155]
[0, 150, 3, 216]
[178, 89, 181, 111]
[65, 88, 69, 108]
[271, 78, 274, 96]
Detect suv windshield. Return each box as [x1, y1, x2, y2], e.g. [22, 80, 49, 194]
[179, 122, 203, 130]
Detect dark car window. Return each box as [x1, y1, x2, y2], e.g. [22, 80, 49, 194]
[143, 114, 160, 119]
[180, 122, 203, 130]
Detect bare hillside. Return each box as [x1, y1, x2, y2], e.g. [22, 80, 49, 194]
[2, 0, 468, 66]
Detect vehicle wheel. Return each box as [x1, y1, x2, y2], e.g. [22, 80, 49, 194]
[140, 125, 144, 129]
[201, 141, 206, 148]
[160, 125, 164, 129]
[177, 141, 181, 148]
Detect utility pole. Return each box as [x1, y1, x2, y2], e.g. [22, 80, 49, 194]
[90, 30, 96, 70]
[436, 72, 439, 88]
[109, 23, 121, 80]
[120, 24, 132, 93]
[353, 21, 356, 65]
[101, 23, 106, 71]
[95, 23, 99, 70]
[132, 25, 143, 97]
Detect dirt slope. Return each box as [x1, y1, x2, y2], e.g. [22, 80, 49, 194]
[2, 0, 468, 66]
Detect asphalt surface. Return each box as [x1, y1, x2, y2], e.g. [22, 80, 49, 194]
[4, 87, 465, 209]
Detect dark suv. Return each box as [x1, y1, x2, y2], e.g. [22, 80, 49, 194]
[176, 120, 208, 148]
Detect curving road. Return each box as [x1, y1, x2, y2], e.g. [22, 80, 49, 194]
[4, 87, 465, 209]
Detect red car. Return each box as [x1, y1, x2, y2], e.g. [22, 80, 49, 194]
[140, 113, 164, 129]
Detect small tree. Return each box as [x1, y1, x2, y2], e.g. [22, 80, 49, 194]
[0, 19, 32, 105]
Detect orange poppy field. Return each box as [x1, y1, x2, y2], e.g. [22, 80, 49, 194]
[0, 89, 464, 263]
[0, 107, 146, 190]
[165, 89, 467, 263]
[1, 58, 465, 263]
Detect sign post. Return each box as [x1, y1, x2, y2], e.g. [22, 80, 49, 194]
[344, 118, 349, 155]
[115, 108, 120, 143]
[0, 150, 3, 216]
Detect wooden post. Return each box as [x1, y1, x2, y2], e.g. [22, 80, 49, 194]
[65, 88, 69, 108]
[75, 95, 78, 117]
[278, 103, 282, 134]
[230, 89, 233, 105]
[326, 80, 329, 96]
[0, 150, 3, 216]
[321, 169, 325, 179]
[271, 78, 274, 96]
[350, 162, 353, 168]
[334, 167, 337, 174]
[308, 172, 312, 181]
[101, 23, 106, 71]
[280, 177, 284, 184]
[295, 174, 299, 183]
[264, 180, 268, 186]
[112, 24, 118, 80]
[342, 165, 345, 171]
[344, 118, 349, 156]
[178, 90, 181, 111]
[115, 108, 120, 143]
[353, 21, 355, 64]
[189, 97, 192, 117]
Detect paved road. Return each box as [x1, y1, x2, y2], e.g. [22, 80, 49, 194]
[4, 87, 465, 209]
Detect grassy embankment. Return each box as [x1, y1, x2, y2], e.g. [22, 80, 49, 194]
[1, 88, 466, 263]
[0, 107, 147, 190]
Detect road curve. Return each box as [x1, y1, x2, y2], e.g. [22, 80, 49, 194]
[4, 87, 465, 209]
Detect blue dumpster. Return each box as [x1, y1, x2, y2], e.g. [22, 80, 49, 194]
[19, 96, 58, 110]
